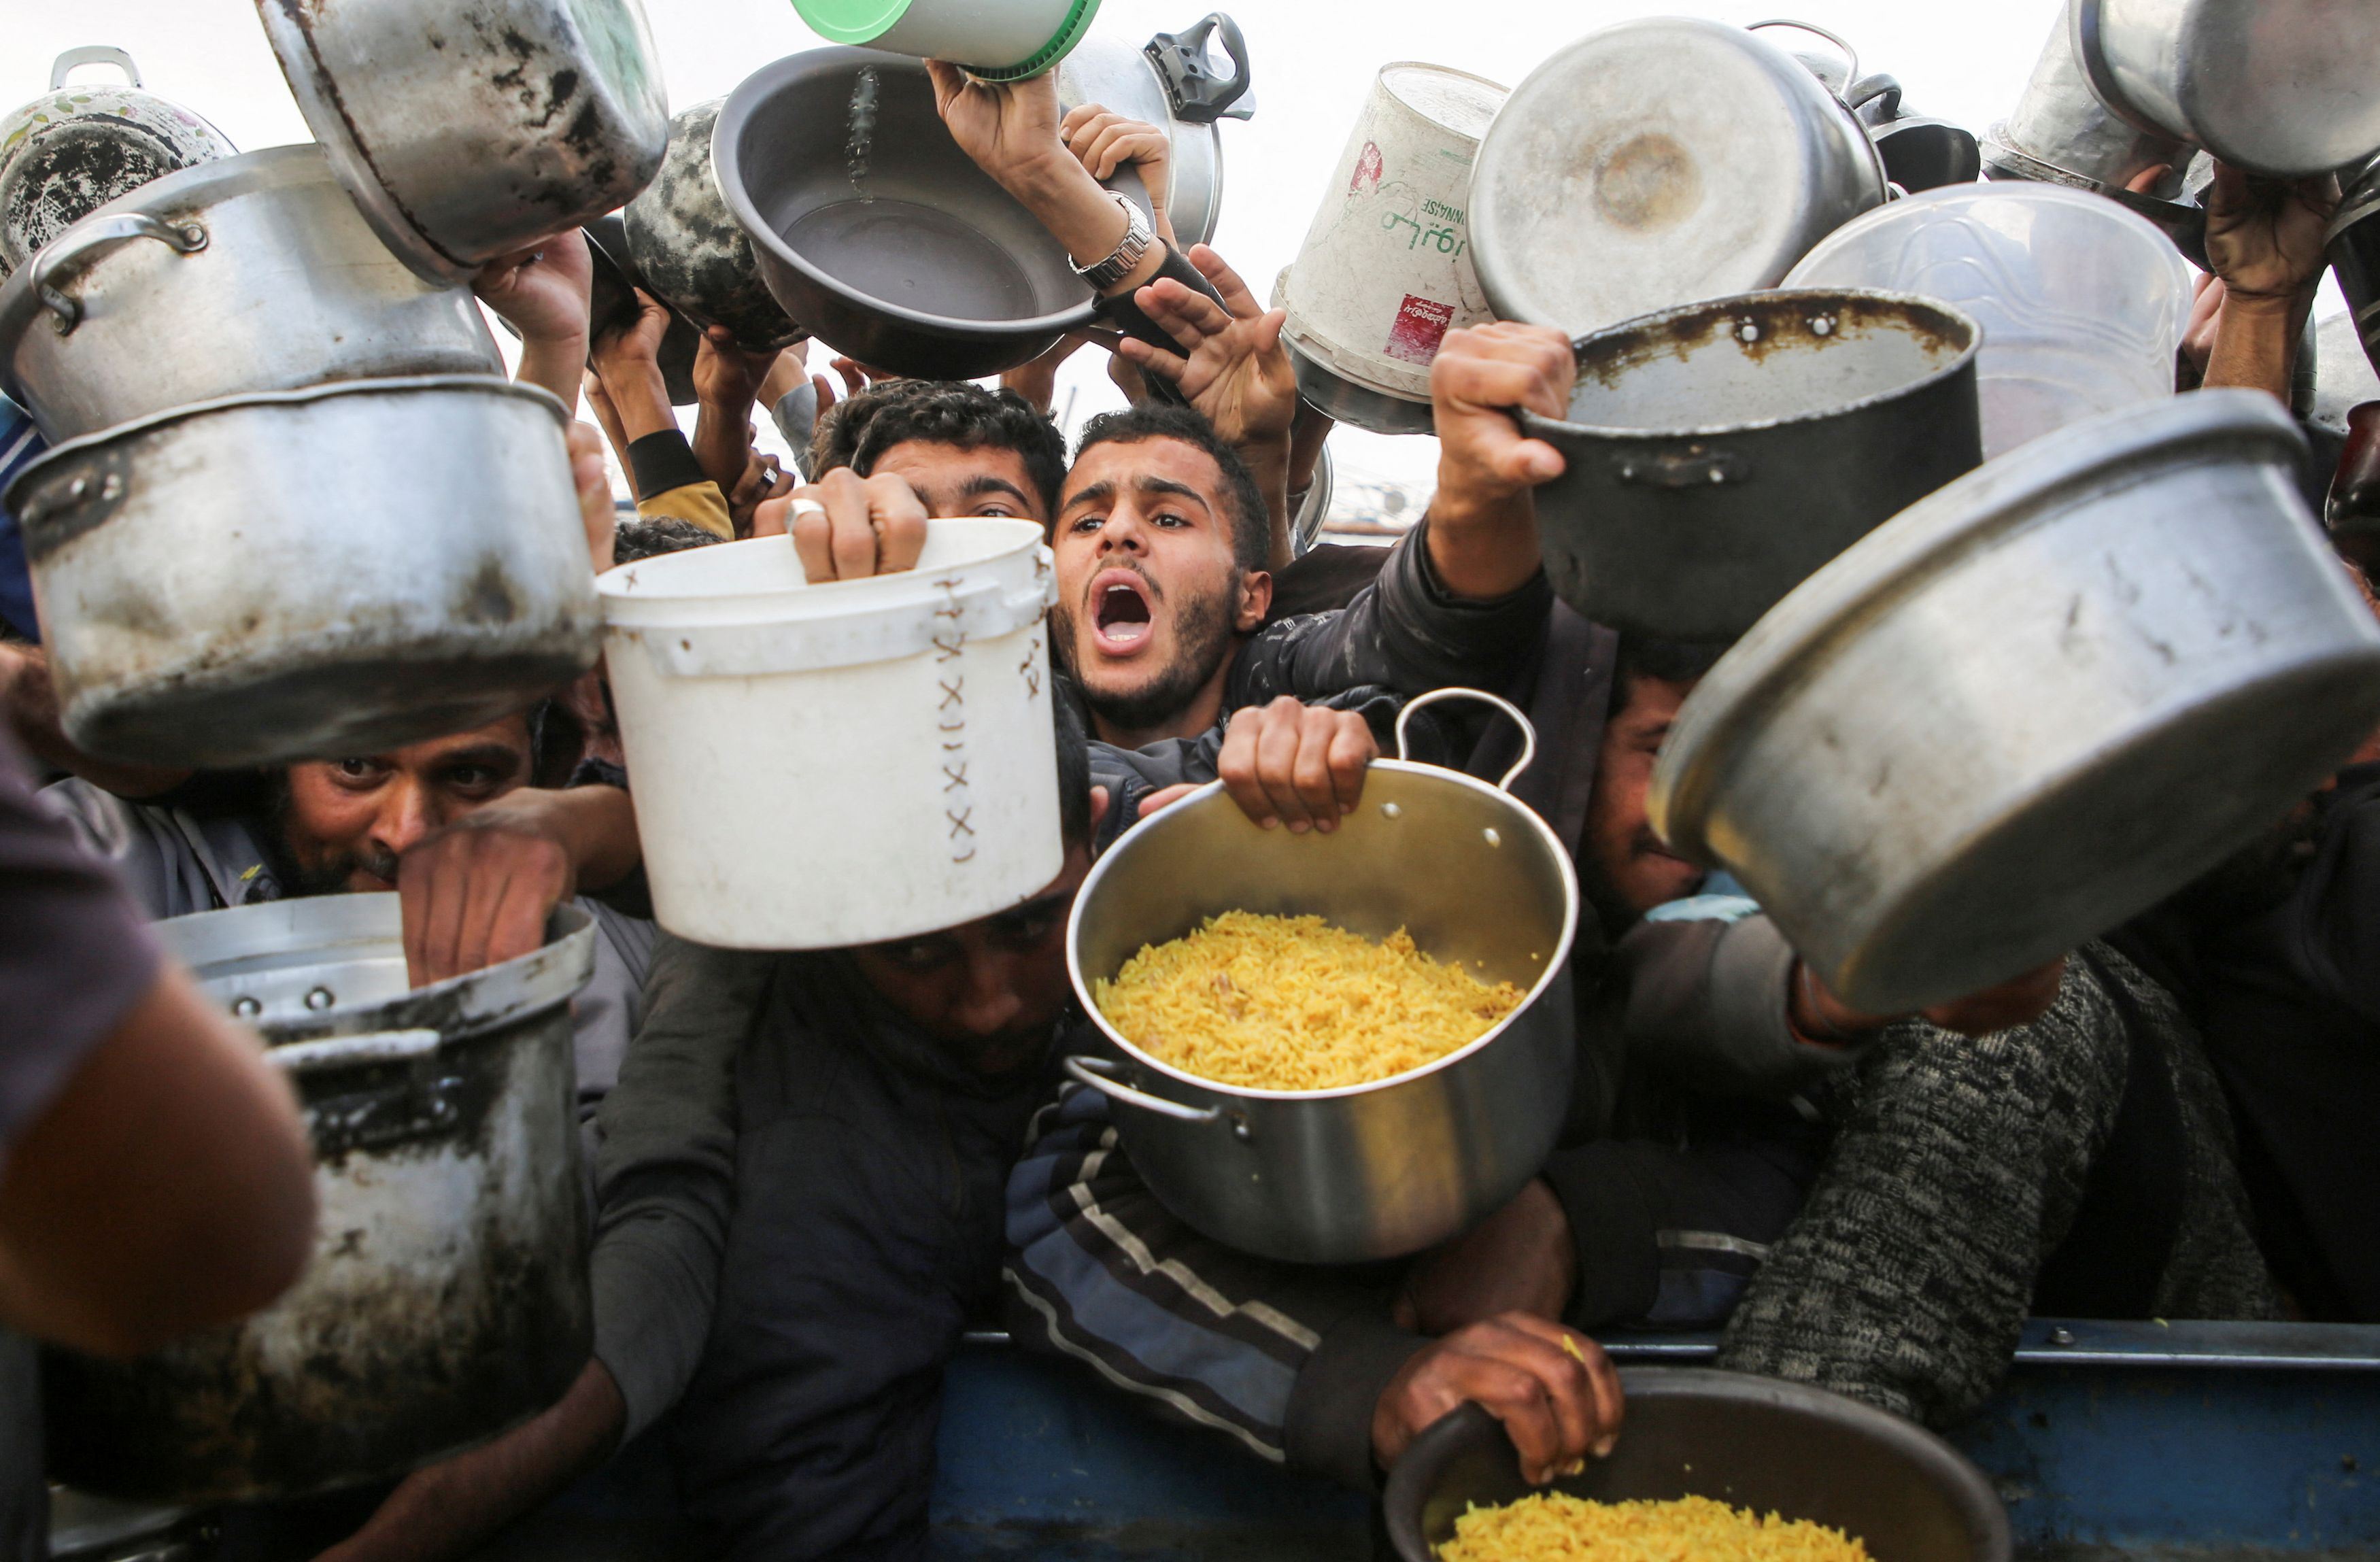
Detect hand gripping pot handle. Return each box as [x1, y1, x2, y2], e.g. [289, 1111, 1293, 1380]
[50, 46, 143, 90]
[1064, 1055, 1221, 1122]
[1395, 686, 1537, 791]
[35, 212, 209, 333]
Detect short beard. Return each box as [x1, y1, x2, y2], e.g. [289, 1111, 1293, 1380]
[265, 772, 400, 897]
[1056, 577, 1242, 736]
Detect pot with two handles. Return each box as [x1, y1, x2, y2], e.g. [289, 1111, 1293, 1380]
[1064, 690, 1578, 1266]
[46, 894, 595, 1504]
[0, 145, 501, 441]
[0, 48, 235, 281]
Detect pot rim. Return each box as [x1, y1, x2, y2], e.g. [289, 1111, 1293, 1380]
[1518, 288, 1982, 445]
[1647, 388, 2309, 859]
[712, 48, 1109, 342]
[3, 373, 563, 517]
[1066, 759, 1581, 1104]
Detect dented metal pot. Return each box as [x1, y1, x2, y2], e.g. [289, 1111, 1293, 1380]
[0, 146, 501, 441]
[46, 894, 595, 1505]
[622, 98, 804, 351]
[256, 0, 670, 285]
[3, 375, 600, 768]
[0, 48, 235, 279]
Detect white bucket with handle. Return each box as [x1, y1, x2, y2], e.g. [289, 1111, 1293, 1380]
[598, 518, 1061, 949]
[1278, 63, 1507, 430]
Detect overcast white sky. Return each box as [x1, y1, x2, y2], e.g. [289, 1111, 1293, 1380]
[7, 0, 2076, 489]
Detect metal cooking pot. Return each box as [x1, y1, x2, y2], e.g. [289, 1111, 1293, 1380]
[622, 99, 804, 352]
[1384, 1376, 2012, 1562]
[2073, 0, 2380, 179]
[0, 146, 501, 441]
[46, 1491, 197, 1562]
[257, 0, 670, 285]
[2327, 156, 2380, 381]
[585, 213, 700, 405]
[1055, 16, 1255, 251]
[47, 895, 594, 1504]
[713, 49, 1159, 380]
[0, 48, 235, 280]
[1650, 390, 2380, 1016]
[1522, 289, 1982, 642]
[1851, 77, 1981, 193]
[1986, 3, 2186, 197]
[1470, 18, 1885, 340]
[3, 375, 600, 768]
[1064, 690, 1578, 1266]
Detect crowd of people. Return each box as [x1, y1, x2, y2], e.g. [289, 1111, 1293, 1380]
[0, 43, 2373, 1562]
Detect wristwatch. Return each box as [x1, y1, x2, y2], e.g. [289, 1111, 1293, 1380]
[1072, 192, 1153, 292]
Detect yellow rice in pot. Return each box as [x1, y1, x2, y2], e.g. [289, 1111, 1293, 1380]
[1092, 911, 1525, 1091]
[1437, 1491, 1871, 1562]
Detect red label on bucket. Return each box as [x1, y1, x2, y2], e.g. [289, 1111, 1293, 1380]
[1383, 294, 1456, 365]
[1350, 141, 1384, 196]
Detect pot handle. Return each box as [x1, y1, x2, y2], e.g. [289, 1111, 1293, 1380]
[1146, 15, 1253, 124]
[50, 46, 141, 90]
[34, 212, 209, 335]
[267, 1029, 444, 1076]
[1747, 18, 1859, 97]
[1395, 687, 1537, 793]
[1065, 1056, 1221, 1123]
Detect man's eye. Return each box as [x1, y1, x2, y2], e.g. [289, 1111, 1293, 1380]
[1068, 514, 1104, 534]
[976, 503, 1019, 519]
[887, 940, 953, 970]
[446, 766, 500, 790]
[337, 759, 381, 780]
[1153, 511, 1189, 528]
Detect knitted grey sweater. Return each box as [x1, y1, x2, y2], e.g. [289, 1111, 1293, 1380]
[1716, 943, 2279, 1428]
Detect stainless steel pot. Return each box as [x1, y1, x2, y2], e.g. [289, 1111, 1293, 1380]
[1986, 3, 2186, 197]
[1650, 390, 2380, 1016]
[1850, 77, 1981, 194]
[1064, 690, 1579, 1266]
[0, 146, 500, 441]
[1522, 290, 1982, 642]
[714, 50, 1163, 380]
[0, 48, 235, 280]
[46, 894, 594, 1504]
[2073, 0, 2380, 179]
[1469, 18, 1885, 340]
[1055, 15, 1254, 251]
[622, 99, 804, 352]
[2328, 156, 2380, 381]
[3, 375, 600, 768]
[1385, 1376, 2011, 1562]
[257, 0, 670, 285]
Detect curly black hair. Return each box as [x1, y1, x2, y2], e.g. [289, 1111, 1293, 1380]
[1072, 403, 1271, 575]
[809, 379, 1068, 516]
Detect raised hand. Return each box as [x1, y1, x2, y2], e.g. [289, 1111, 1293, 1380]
[1061, 103, 1176, 245]
[1117, 244, 1296, 451]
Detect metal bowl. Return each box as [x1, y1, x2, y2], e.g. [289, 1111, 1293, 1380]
[1650, 390, 2380, 1015]
[622, 99, 804, 352]
[715, 48, 1149, 379]
[1064, 692, 1579, 1265]
[1470, 18, 1885, 339]
[1384, 1374, 2011, 1562]
[1522, 289, 1981, 641]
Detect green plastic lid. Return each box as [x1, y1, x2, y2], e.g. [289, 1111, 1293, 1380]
[968, 0, 1102, 82]
[791, 0, 915, 46]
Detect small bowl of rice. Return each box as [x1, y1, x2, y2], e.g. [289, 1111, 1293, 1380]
[1384, 1369, 2011, 1562]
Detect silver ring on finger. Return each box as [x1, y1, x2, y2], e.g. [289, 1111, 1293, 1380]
[789, 498, 828, 524]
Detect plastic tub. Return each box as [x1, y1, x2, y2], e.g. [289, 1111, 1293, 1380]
[1785, 182, 2190, 457]
[789, 0, 1098, 80]
[598, 520, 1060, 949]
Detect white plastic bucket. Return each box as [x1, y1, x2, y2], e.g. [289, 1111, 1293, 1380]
[792, 0, 1097, 80]
[598, 519, 1062, 949]
[1279, 63, 1508, 409]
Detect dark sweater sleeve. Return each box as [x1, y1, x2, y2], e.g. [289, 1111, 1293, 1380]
[1615, 911, 1873, 1099]
[1233, 522, 1553, 707]
[1003, 1082, 1425, 1489]
[625, 428, 708, 502]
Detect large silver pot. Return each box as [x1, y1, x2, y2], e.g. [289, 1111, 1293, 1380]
[0, 48, 235, 280]
[2073, 0, 2380, 179]
[621, 99, 804, 351]
[1055, 16, 1253, 251]
[0, 146, 500, 441]
[1469, 18, 1885, 340]
[1523, 290, 1982, 642]
[1065, 691, 1579, 1266]
[257, 0, 670, 285]
[46, 894, 594, 1504]
[1650, 390, 2380, 1016]
[3, 375, 600, 768]
[715, 49, 1160, 379]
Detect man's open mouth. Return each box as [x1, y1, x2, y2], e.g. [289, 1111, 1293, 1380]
[1089, 569, 1155, 655]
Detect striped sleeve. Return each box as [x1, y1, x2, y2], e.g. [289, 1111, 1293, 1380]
[1003, 1083, 1426, 1489]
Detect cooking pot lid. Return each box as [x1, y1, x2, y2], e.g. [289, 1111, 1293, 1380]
[1469, 17, 1881, 339]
